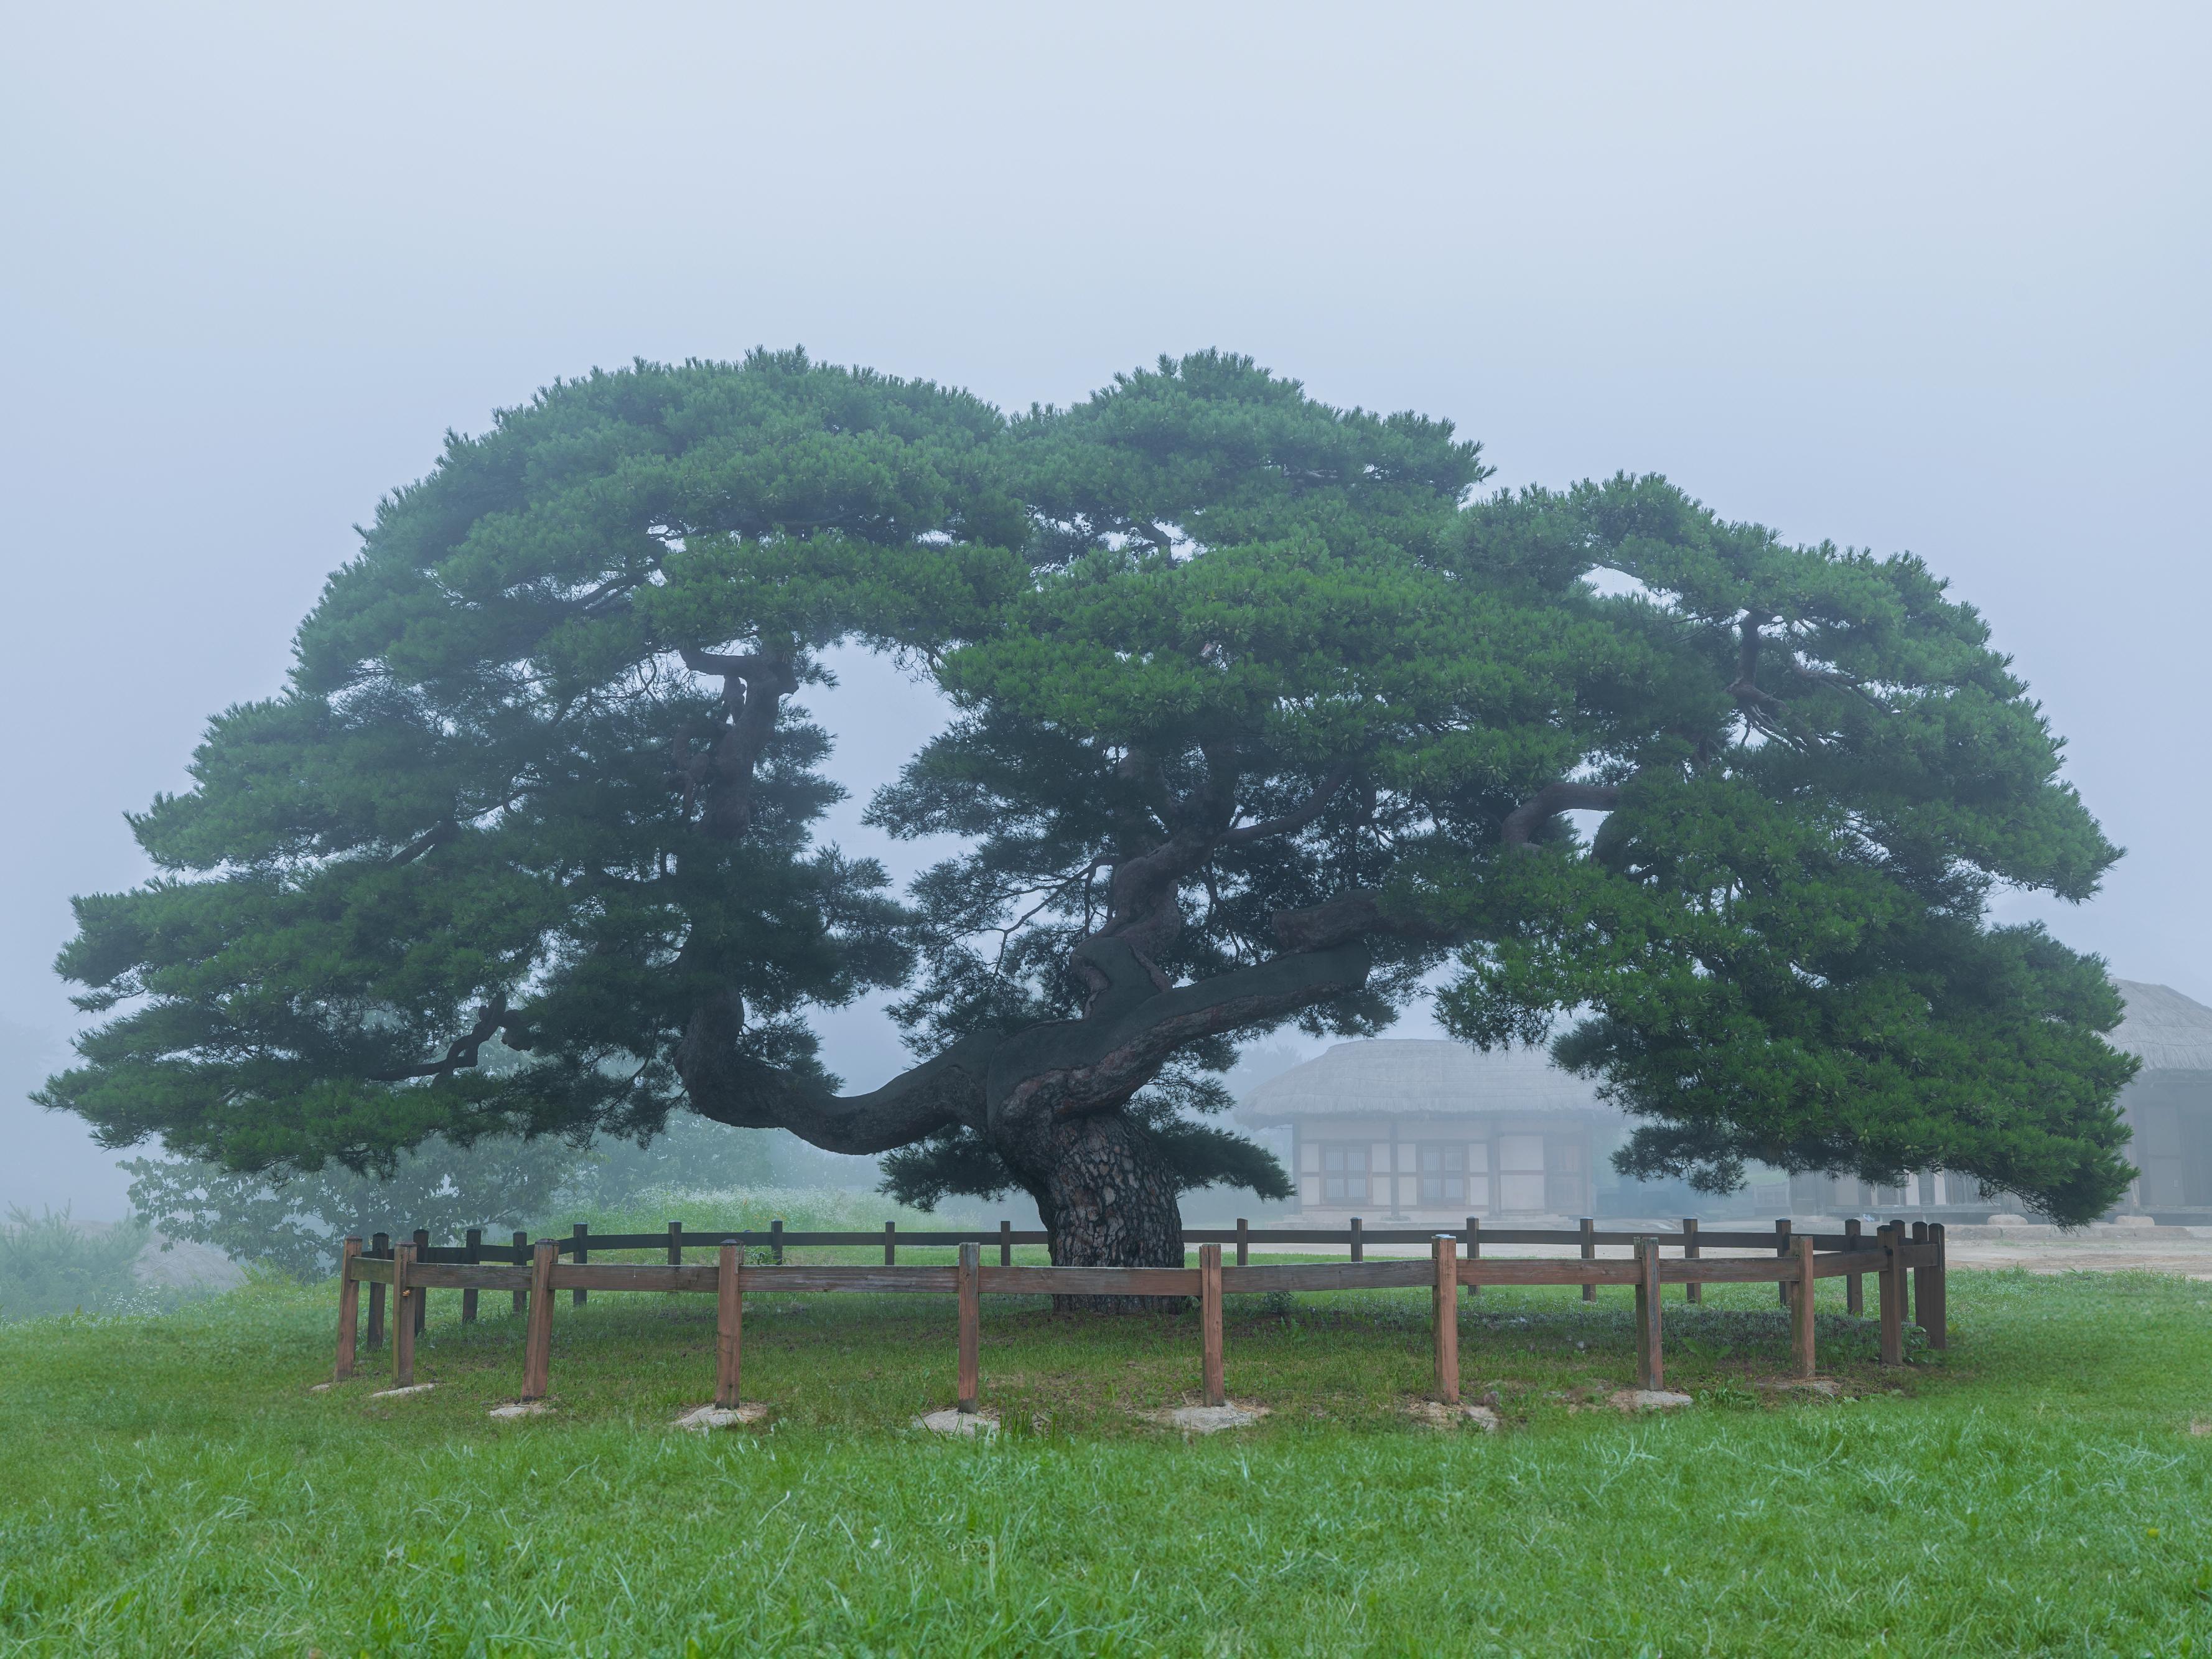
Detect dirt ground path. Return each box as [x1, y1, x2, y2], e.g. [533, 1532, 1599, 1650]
[1251, 1225, 2212, 1278]
[1934, 1227, 2212, 1278]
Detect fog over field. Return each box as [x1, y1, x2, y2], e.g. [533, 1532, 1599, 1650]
[3, 2, 2204, 1215]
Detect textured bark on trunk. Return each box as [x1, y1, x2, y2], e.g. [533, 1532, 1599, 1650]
[1020, 1113, 1187, 1312]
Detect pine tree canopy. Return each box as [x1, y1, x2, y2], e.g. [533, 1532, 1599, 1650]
[42, 348, 2137, 1253]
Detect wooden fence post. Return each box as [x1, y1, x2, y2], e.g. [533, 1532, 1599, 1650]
[771, 1218, 784, 1265]
[1633, 1238, 1663, 1390]
[334, 1236, 362, 1382]
[511, 1230, 528, 1316]
[1350, 1217, 1363, 1263]
[462, 1228, 481, 1325]
[1877, 1224, 1905, 1367]
[1925, 1222, 1948, 1349]
[667, 1221, 683, 1294]
[1911, 1220, 1933, 1339]
[391, 1241, 418, 1388]
[571, 1223, 589, 1307]
[1465, 1216, 1480, 1296]
[1432, 1235, 1459, 1404]
[1682, 1217, 1700, 1305]
[714, 1241, 742, 1409]
[1892, 1217, 1912, 1324]
[1774, 1218, 1791, 1308]
[1845, 1218, 1864, 1316]
[1200, 1243, 1226, 1408]
[956, 1241, 981, 1413]
[1580, 1217, 1597, 1302]
[884, 1222, 897, 1267]
[412, 1228, 430, 1334]
[1793, 1236, 1817, 1378]
[522, 1239, 557, 1400]
[1236, 1217, 1249, 1267]
[366, 1231, 388, 1349]
[999, 1219, 1012, 1266]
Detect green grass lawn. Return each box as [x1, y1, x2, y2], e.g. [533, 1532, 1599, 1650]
[4, 1261, 2211, 1657]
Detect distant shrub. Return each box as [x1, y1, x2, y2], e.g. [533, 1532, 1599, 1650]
[124, 1135, 580, 1281]
[122, 1116, 798, 1281]
[0, 1206, 155, 1320]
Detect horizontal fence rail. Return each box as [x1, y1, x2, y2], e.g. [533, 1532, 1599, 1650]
[380, 1222, 1919, 1264]
[329, 1219, 1947, 1418]
[346, 1246, 1940, 1297]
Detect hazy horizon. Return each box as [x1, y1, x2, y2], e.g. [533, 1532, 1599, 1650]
[5, 2, 2205, 1215]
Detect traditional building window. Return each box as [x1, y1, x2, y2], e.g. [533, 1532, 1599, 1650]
[1547, 1136, 1586, 1213]
[1499, 1134, 1547, 1212]
[1318, 1143, 1369, 1204]
[1416, 1144, 1465, 1205]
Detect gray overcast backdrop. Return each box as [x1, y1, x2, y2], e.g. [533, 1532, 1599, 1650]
[3, 2, 2205, 1215]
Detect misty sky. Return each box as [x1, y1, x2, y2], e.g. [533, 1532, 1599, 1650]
[4, 2, 2206, 1216]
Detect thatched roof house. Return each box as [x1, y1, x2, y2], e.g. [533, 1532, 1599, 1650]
[2109, 979, 2212, 1074]
[1238, 1039, 1615, 1220]
[1248, 980, 2212, 1222]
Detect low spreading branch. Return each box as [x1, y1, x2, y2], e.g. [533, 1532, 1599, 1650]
[1790, 660, 1892, 711]
[1220, 760, 1357, 847]
[679, 647, 778, 683]
[385, 821, 457, 867]
[1501, 781, 1623, 848]
[1270, 889, 1463, 953]
[370, 998, 510, 1083]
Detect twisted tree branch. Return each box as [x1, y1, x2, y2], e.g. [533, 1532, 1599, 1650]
[385, 820, 457, 867]
[370, 997, 510, 1082]
[1501, 781, 1623, 847]
[676, 647, 798, 839]
[1220, 760, 1357, 846]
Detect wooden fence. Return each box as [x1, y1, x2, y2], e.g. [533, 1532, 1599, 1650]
[330, 1218, 1946, 1419]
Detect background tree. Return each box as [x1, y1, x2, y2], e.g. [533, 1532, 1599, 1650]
[121, 1130, 577, 1283]
[0, 1208, 157, 1322]
[42, 350, 2137, 1287]
[121, 1090, 785, 1281]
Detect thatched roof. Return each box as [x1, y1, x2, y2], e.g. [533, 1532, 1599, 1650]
[2112, 981, 2212, 1074]
[1237, 1039, 1610, 1127]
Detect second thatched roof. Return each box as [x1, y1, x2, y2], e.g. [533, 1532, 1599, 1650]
[1236, 1039, 1612, 1127]
[2113, 980, 2212, 1074]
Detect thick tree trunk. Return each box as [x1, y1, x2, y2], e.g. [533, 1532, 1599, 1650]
[1017, 1113, 1186, 1312]
[679, 938, 1376, 1309]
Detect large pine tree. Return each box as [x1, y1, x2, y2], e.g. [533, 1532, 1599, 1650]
[43, 350, 2137, 1276]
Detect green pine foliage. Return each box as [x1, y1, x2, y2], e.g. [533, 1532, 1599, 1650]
[1431, 477, 2135, 1214]
[40, 349, 2135, 1225]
